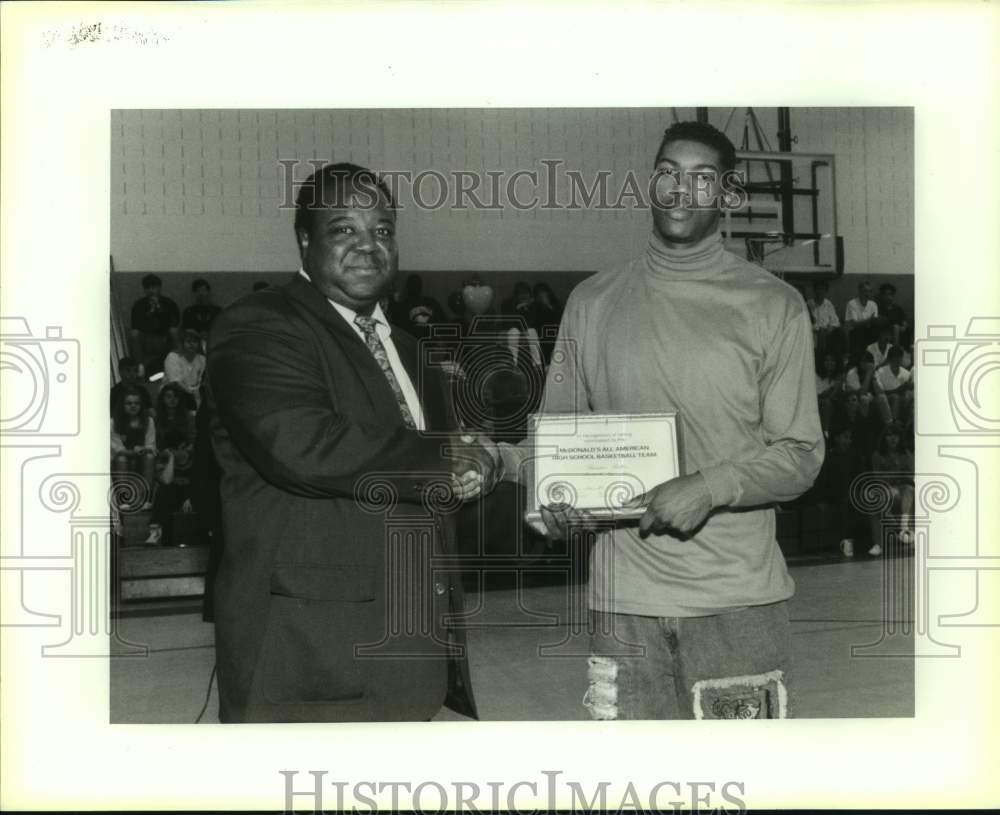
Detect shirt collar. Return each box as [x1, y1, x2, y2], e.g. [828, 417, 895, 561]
[298, 268, 389, 330]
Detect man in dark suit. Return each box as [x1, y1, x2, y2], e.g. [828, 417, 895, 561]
[207, 163, 496, 722]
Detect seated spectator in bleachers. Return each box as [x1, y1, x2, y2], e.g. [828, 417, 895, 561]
[866, 319, 895, 368]
[145, 441, 195, 546]
[808, 280, 842, 356]
[877, 282, 909, 347]
[837, 390, 875, 460]
[844, 280, 879, 356]
[182, 279, 222, 344]
[111, 385, 156, 509]
[110, 356, 151, 416]
[844, 350, 879, 419]
[144, 383, 198, 545]
[866, 422, 915, 556]
[130, 274, 180, 376]
[813, 421, 866, 557]
[155, 382, 197, 448]
[815, 351, 844, 432]
[397, 273, 444, 338]
[502, 282, 544, 370]
[874, 345, 914, 425]
[163, 329, 206, 406]
[532, 282, 564, 365]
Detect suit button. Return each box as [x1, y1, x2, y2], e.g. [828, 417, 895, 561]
[434, 581, 447, 596]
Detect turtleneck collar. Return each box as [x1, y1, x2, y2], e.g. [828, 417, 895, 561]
[645, 228, 725, 281]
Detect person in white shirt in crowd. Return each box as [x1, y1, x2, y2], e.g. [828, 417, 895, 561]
[874, 345, 914, 425]
[808, 280, 841, 356]
[164, 329, 207, 406]
[866, 319, 895, 368]
[844, 280, 879, 355]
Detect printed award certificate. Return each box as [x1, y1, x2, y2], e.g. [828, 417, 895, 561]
[524, 412, 681, 523]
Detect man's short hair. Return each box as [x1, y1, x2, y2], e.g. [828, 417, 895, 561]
[118, 356, 137, 370]
[142, 274, 162, 289]
[813, 280, 829, 294]
[879, 282, 897, 295]
[182, 328, 201, 343]
[656, 121, 737, 172]
[192, 278, 210, 293]
[294, 162, 396, 239]
[887, 346, 904, 360]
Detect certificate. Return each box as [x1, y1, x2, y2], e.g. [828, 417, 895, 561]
[524, 412, 682, 522]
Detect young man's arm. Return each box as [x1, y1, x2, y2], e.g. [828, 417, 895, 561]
[699, 304, 825, 508]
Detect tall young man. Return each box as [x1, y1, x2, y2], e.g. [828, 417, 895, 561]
[502, 122, 824, 719]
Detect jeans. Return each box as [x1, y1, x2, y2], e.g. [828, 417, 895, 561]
[585, 601, 793, 720]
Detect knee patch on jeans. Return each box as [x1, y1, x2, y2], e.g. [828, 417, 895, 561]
[691, 669, 788, 720]
[583, 656, 619, 720]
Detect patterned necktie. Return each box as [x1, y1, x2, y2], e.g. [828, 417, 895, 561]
[354, 314, 417, 428]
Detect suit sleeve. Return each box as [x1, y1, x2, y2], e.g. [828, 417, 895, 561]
[207, 300, 450, 500]
[700, 303, 825, 508]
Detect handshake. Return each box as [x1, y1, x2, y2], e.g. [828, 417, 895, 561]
[444, 432, 715, 542]
[446, 432, 503, 503]
[442, 433, 604, 539]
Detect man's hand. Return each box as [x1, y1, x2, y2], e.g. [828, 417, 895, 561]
[623, 473, 713, 537]
[528, 503, 597, 539]
[447, 433, 501, 502]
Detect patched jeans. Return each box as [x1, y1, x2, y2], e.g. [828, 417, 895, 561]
[584, 602, 792, 720]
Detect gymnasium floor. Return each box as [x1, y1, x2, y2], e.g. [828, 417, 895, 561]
[110, 554, 914, 723]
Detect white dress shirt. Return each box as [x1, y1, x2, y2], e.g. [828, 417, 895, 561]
[298, 269, 426, 430]
[845, 297, 878, 323]
[875, 364, 911, 392]
[866, 341, 894, 368]
[810, 298, 840, 329]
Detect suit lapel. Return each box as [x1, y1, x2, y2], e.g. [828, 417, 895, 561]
[281, 274, 405, 424]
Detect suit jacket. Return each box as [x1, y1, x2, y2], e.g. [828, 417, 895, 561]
[207, 273, 477, 722]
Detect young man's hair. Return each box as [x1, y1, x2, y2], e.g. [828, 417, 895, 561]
[118, 355, 137, 370]
[141, 273, 162, 289]
[294, 162, 396, 239]
[887, 345, 904, 361]
[191, 278, 211, 293]
[813, 279, 829, 295]
[879, 282, 897, 296]
[656, 121, 737, 172]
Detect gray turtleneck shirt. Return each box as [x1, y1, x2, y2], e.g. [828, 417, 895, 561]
[505, 229, 824, 616]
